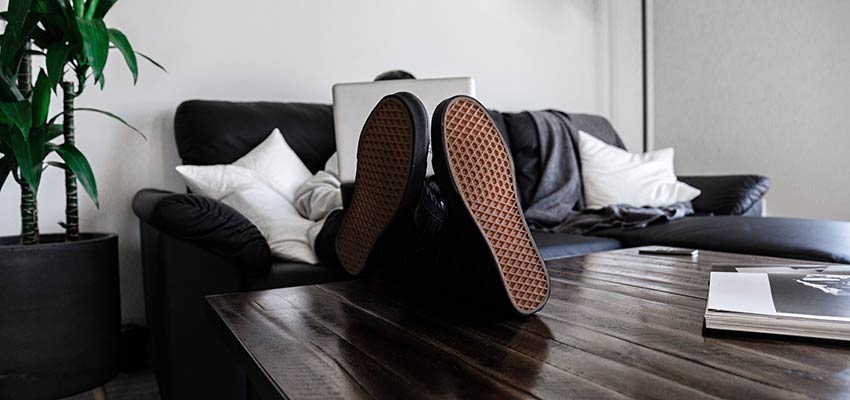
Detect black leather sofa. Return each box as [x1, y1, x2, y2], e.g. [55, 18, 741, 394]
[133, 100, 850, 399]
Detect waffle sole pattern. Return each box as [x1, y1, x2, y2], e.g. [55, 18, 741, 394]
[335, 98, 415, 275]
[440, 97, 550, 314]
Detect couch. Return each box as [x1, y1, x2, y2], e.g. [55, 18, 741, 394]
[133, 100, 850, 399]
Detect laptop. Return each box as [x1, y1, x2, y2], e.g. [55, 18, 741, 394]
[332, 77, 476, 183]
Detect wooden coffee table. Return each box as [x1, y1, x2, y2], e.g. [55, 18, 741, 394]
[207, 247, 850, 399]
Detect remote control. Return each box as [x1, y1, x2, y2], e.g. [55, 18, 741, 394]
[639, 248, 698, 256]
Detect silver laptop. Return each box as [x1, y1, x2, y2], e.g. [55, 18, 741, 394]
[332, 77, 475, 183]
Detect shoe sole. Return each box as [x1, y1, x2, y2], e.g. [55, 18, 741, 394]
[432, 96, 550, 315]
[335, 93, 428, 276]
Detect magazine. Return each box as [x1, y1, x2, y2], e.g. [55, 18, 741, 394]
[705, 264, 850, 341]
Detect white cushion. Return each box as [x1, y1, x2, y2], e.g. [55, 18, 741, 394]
[231, 129, 312, 203]
[176, 129, 321, 264]
[578, 130, 701, 209]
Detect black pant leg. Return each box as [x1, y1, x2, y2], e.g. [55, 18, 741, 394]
[314, 209, 345, 271]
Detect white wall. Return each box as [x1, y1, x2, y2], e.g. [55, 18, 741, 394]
[598, 0, 645, 152]
[651, 0, 850, 220]
[0, 0, 631, 325]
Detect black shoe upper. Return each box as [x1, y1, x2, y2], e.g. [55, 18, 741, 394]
[413, 178, 447, 235]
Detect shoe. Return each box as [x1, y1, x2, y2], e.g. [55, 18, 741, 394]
[413, 178, 447, 235]
[335, 92, 429, 276]
[431, 95, 550, 315]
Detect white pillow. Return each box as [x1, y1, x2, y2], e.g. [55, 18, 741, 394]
[578, 130, 700, 209]
[176, 129, 322, 264]
[230, 129, 313, 202]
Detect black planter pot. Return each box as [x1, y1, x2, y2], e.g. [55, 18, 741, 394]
[0, 233, 120, 399]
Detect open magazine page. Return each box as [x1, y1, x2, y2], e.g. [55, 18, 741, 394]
[711, 264, 850, 274]
[708, 272, 850, 322]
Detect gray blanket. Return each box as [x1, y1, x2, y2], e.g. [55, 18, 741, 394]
[523, 110, 691, 235]
[522, 110, 584, 226]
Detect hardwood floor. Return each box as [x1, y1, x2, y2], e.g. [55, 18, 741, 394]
[62, 370, 159, 400]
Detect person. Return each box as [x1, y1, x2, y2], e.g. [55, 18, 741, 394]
[374, 69, 416, 81]
[295, 72, 550, 316]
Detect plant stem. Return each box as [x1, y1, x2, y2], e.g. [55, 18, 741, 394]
[17, 42, 32, 99]
[18, 41, 39, 245]
[19, 179, 39, 244]
[62, 81, 79, 241]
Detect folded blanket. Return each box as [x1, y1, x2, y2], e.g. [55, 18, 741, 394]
[523, 110, 584, 226]
[536, 202, 694, 235]
[523, 110, 691, 234]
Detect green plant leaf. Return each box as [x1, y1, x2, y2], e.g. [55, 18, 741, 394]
[0, 101, 33, 138]
[46, 160, 67, 170]
[9, 126, 40, 192]
[31, 28, 54, 49]
[32, 0, 73, 14]
[0, 71, 24, 102]
[47, 142, 98, 207]
[74, 0, 85, 17]
[92, 0, 117, 19]
[0, 0, 34, 73]
[72, 107, 146, 140]
[0, 154, 12, 192]
[0, 124, 9, 148]
[4, 0, 33, 32]
[76, 17, 109, 88]
[84, 0, 100, 19]
[135, 50, 167, 73]
[46, 123, 64, 141]
[27, 124, 46, 179]
[107, 28, 137, 83]
[34, 1, 78, 44]
[46, 42, 71, 90]
[31, 70, 52, 127]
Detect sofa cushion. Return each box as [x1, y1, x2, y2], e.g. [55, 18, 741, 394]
[578, 131, 700, 209]
[531, 231, 622, 260]
[568, 113, 626, 150]
[175, 129, 323, 264]
[596, 216, 850, 264]
[678, 175, 770, 215]
[244, 262, 349, 291]
[175, 100, 336, 173]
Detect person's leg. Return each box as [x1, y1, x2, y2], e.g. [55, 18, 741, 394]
[431, 95, 550, 316]
[318, 181, 448, 281]
[333, 92, 430, 275]
[314, 209, 344, 271]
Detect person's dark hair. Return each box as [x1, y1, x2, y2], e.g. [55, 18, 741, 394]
[374, 70, 416, 81]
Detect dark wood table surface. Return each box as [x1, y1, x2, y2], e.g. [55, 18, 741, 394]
[207, 247, 850, 400]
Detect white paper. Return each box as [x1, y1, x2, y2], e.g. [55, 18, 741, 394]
[732, 265, 850, 274]
[707, 272, 776, 315]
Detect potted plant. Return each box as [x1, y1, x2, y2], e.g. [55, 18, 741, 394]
[0, 1, 163, 398]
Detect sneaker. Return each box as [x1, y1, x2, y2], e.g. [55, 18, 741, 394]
[335, 92, 429, 276]
[431, 95, 550, 315]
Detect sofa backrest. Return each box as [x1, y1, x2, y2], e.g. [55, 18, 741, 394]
[173, 100, 626, 208]
[174, 100, 336, 173]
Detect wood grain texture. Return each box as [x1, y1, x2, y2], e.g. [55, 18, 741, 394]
[207, 247, 850, 400]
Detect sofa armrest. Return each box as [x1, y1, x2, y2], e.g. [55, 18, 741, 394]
[139, 222, 248, 399]
[132, 189, 271, 277]
[678, 175, 770, 216]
